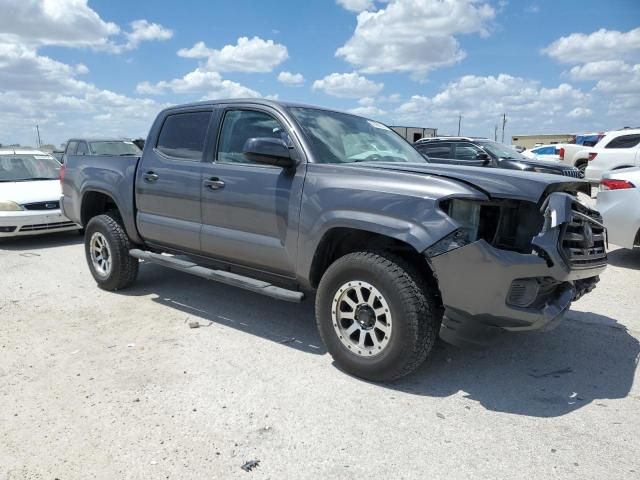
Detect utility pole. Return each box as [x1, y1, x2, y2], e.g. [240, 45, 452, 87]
[501, 114, 506, 144]
[494, 124, 498, 141]
[457, 115, 462, 136]
[35, 125, 42, 148]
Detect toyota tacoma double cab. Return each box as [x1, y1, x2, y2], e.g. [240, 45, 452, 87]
[61, 100, 606, 381]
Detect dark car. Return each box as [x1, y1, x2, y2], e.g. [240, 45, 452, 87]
[414, 137, 581, 178]
[61, 100, 605, 381]
[60, 138, 141, 163]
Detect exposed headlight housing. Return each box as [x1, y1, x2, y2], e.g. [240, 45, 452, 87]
[426, 199, 482, 256]
[0, 200, 23, 211]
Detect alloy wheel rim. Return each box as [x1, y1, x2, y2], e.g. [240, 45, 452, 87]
[331, 280, 392, 357]
[90, 232, 112, 277]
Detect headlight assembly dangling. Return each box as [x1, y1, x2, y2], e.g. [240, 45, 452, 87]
[426, 199, 482, 257]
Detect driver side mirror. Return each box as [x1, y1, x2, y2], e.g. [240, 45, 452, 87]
[243, 137, 296, 169]
[475, 152, 491, 164]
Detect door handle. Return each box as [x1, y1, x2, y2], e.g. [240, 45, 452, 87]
[204, 177, 225, 190]
[143, 171, 159, 183]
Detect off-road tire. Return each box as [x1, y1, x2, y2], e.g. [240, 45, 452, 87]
[84, 211, 138, 291]
[315, 251, 442, 381]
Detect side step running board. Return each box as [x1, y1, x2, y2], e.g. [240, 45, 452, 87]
[129, 249, 304, 303]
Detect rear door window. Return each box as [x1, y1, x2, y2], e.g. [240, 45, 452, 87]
[156, 111, 212, 160]
[76, 142, 89, 155]
[65, 141, 78, 155]
[417, 142, 452, 158]
[604, 134, 640, 149]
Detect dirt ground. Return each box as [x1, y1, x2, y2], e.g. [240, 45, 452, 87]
[1, 232, 639, 479]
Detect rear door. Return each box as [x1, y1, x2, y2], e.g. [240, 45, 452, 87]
[603, 133, 640, 168]
[199, 106, 305, 277]
[135, 109, 213, 251]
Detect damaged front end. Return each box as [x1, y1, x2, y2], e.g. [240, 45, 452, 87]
[426, 191, 607, 348]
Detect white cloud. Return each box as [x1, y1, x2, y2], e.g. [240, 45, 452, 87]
[312, 72, 383, 98]
[348, 96, 386, 117]
[545, 28, 640, 121]
[348, 105, 387, 117]
[0, 1, 171, 54]
[124, 20, 173, 49]
[178, 36, 288, 72]
[0, 0, 119, 49]
[136, 68, 260, 98]
[336, 0, 495, 77]
[568, 60, 631, 81]
[393, 74, 590, 135]
[567, 107, 592, 118]
[543, 28, 640, 64]
[337, 0, 375, 12]
[0, 2, 170, 146]
[277, 71, 305, 86]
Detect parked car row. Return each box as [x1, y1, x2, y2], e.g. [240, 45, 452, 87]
[524, 128, 640, 181]
[414, 136, 581, 177]
[1, 139, 141, 238]
[0, 149, 80, 237]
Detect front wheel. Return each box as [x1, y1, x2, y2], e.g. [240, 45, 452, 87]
[84, 211, 138, 291]
[315, 251, 441, 381]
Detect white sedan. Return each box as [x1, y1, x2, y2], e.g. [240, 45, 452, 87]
[522, 144, 562, 162]
[0, 149, 80, 237]
[596, 167, 640, 250]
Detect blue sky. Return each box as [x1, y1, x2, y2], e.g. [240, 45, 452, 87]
[1, 0, 639, 146]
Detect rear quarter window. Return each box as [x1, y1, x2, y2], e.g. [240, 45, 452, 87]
[156, 111, 212, 160]
[604, 134, 640, 149]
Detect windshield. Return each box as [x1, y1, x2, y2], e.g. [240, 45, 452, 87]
[288, 107, 426, 164]
[476, 140, 528, 160]
[89, 141, 141, 156]
[0, 154, 61, 182]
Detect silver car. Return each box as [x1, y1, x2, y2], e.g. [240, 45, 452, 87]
[596, 167, 640, 250]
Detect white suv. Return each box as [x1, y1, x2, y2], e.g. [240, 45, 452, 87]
[584, 129, 640, 184]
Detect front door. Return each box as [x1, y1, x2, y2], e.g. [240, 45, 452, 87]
[200, 107, 305, 277]
[136, 109, 212, 251]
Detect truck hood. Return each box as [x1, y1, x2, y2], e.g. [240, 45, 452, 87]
[358, 162, 589, 202]
[0, 179, 62, 205]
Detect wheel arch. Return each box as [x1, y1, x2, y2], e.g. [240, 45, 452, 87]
[307, 226, 437, 289]
[80, 188, 143, 244]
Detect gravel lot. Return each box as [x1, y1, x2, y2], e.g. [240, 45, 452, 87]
[1, 232, 639, 480]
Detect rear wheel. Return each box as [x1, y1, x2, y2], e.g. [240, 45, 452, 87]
[315, 251, 441, 381]
[576, 161, 587, 178]
[84, 211, 138, 291]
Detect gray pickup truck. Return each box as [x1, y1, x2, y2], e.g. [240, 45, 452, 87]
[61, 99, 607, 381]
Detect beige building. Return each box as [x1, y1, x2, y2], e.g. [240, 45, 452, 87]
[511, 133, 575, 149]
[391, 126, 438, 143]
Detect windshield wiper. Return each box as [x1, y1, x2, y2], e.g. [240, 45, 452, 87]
[119, 153, 139, 156]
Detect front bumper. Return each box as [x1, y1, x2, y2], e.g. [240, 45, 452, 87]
[428, 193, 607, 348]
[0, 209, 80, 237]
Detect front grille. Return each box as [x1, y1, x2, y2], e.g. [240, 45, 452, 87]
[22, 201, 60, 210]
[562, 169, 581, 178]
[561, 202, 607, 268]
[19, 221, 75, 232]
